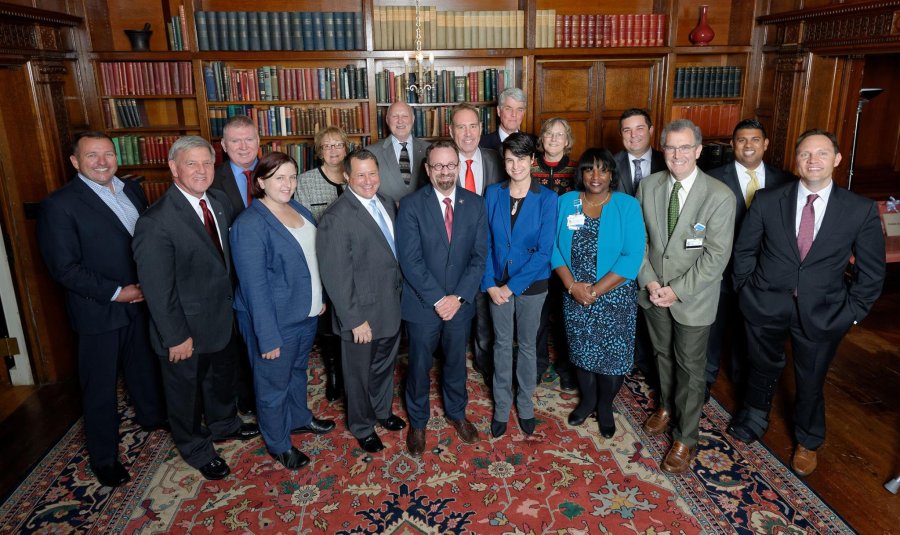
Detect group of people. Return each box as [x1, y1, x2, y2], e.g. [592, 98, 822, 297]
[38, 85, 885, 487]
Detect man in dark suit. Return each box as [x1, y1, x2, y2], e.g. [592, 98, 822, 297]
[479, 87, 536, 153]
[397, 139, 488, 457]
[316, 149, 406, 454]
[133, 136, 259, 481]
[727, 128, 885, 477]
[37, 131, 166, 487]
[704, 119, 793, 400]
[365, 101, 428, 201]
[450, 102, 504, 386]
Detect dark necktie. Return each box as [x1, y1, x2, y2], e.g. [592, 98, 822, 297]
[667, 181, 682, 238]
[200, 198, 224, 259]
[242, 169, 253, 207]
[632, 158, 644, 188]
[399, 142, 411, 185]
[797, 193, 818, 261]
[443, 197, 453, 242]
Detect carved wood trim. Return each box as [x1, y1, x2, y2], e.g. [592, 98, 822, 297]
[759, 2, 900, 50]
[759, 1, 900, 25]
[0, 2, 81, 27]
[770, 54, 805, 168]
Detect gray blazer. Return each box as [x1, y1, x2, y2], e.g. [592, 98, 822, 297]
[458, 147, 505, 196]
[315, 190, 402, 340]
[636, 169, 736, 327]
[365, 136, 428, 201]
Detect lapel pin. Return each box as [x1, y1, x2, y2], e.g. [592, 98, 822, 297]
[693, 223, 706, 232]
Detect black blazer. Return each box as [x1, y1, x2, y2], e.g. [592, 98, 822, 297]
[211, 163, 248, 216]
[133, 185, 236, 355]
[733, 182, 885, 340]
[479, 130, 537, 153]
[614, 149, 666, 196]
[37, 177, 148, 336]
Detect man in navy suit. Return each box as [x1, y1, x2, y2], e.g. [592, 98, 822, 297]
[38, 131, 166, 487]
[479, 87, 536, 153]
[704, 119, 793, 400]
[727, 129, 885, 476]
[397, 139, 488, 457]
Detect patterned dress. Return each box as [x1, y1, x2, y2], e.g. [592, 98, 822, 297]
[294, 167, 344, 221]
[563, 215, 638, 375]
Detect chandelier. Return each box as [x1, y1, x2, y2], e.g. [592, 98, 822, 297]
[402, 0, 435, 101]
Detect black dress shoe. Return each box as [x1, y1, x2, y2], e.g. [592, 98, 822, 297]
[198, 456, 230, 480]
[272, 447, 310, 469]
[519, 417, 536, 436]
[567, 410, 594, 427]
[727, 421, 760, 444]
[600, 423, 616, 439]
[559, 375, 577, 392]
[357, 433, 385, 453]
[291, 417, 336, 435]
[215, 422, 261, 442]
[377, 414, 407, 431]
[92, 460, 131, 487]
[490, 419, 507, 438]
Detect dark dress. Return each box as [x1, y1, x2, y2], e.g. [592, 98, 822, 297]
[562, 215, 637, 375]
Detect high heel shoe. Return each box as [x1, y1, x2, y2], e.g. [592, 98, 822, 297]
[491, 419, 507, 438]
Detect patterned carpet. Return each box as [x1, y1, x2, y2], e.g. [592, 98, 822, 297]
[0, 352, 855, 534]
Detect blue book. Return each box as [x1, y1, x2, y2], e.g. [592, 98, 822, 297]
[237, 12, 249, 50]
[259, 12, 271, 50]
[323, 12, 336, 50]
[354, 12, 363, 50]
[203, 65, 218, 101]
[334, 12, 346, 51]
[280, 12, 292, 51]
[312, 12, 325, 51]
[195, 11, 209, 51]
[207, 12, 220, 50]
[227, 12, 238, 50]
[216, 12, 229, 50]
[271, 11, 282, 50]
[248, 12, 261, 51]
[290, 12, 304, 51]
[301, 12, 314, 50]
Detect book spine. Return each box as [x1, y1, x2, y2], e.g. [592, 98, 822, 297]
[270, 10, 283, 50]
[290, 12, 303, 51]
[259, 12, 271, 50]
[313, 12, 325, 51]
[280, 12, 292, 51]
[334, 12, 346, 51]
[301, 12, 313, 51]
[323, 12, 335, 50]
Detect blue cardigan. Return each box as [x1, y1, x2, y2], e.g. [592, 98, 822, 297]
[551, 191, 645, 282]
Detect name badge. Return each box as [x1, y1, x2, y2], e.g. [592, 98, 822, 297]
[567, 213, 585, 230]
[685, 237, 704, 249]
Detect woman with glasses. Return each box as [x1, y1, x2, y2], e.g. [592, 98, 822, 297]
[551, 148, 645, 439]
[231, 151, 336, 470]
[293, 126, 350, 401]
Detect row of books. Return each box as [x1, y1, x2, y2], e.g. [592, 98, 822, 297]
[670, 103, 742, 138]
[112, 135, 178, 166]
[374, 68, 513, 105]
[374, 105, 495, 139]
[534, 12, 668, 48]
[102, 99, 149, 129]
[99, 62, 194, 97]
[166, 5, 190, 51]
[194, 11, 364, 51]
[208, 104, 370, 138]
[257, 139, 369, 174]
[698, 142, 736, 171]
[140, 181, 170, 204]
[373, 7, 524, 50]
[203, 62, 368, 103]
[674, 67, 743, 99]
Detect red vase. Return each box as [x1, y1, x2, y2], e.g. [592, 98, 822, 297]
[689, 5, 715, 46]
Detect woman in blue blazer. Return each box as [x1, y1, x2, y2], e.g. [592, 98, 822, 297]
[230, 152, 335, 470]
[482, 133, 557, 438]
[551, 148, 645, 439]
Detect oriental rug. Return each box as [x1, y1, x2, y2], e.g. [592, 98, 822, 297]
[0, 352, 854, 534]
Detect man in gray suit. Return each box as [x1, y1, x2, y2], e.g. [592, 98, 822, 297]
[133, 136, 260, 481]
[637, 119, 736, 474]
[365, 101, 428, 201]
[316, 149, 406, 454]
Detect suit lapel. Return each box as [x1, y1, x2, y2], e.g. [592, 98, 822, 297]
[349, 193, 396, 258]
[779, 182, 801, 262]
[667, 172, 708, 252]
[652, 174, 669, 247]
[804, 186, 845, 263]
[208, 194, 232, 271]
[73, 178, 133, 237]
[723, 165, 746, 221]
[425, 186, 451, 249]
[168, 186, 227, 267]
[495, 185, 512, 242]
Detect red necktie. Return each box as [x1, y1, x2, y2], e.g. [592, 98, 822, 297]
[443, 197, 453, 243]
[243, 169, 253, 206]
[797, 193, 818, 261]
[200, 199, 224, 259]
[464, 159, 476, 193]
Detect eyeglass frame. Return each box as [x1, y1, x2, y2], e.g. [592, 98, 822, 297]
[662, 144, 699, 155]
[428, 162, 459, 172]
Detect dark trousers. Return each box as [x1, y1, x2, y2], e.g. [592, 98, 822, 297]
[233, 334, 256, 412]
[472, 291, 494, 375]
[536, 276, 573, 380]
[158, 334, 243, 468]
[77, 309, 165, 467]
[705, 289, 747, 385]
[633, 307, 658, 388]
[405, 319, 471, 429]
[738, 299, 844, 450]
[342, 329, 401, 438]
[573, 368, 625, 428]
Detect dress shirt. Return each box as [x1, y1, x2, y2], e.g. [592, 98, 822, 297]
[667, 166, 699, 215]
[174, 184, 224, 250]
[795, 181, 832, 240]
[498, 126, 514, 144]
[628, 148, 653, 180]
[390, 135, 414, 163]
[457, 149, 484, 195]
[229, 160, 257, 208]
[734, 161, 766, 199]
[349, 189, 394, 240]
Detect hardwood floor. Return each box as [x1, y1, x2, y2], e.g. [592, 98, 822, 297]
[0, 267, 898, 531]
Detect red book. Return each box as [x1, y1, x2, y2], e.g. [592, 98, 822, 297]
[657, 14, 667, 47]
[586, 15, 597, 48]
[562, 15, 571, 48]
[609, 15, 619, 47]
[555, 15, 563, 48]
[571, 15, 581, 49]
[709, 105, 722, 136]
[625, 14, 635, 47]
[124, 62, 135, 95]
[638, 14, 649, 47]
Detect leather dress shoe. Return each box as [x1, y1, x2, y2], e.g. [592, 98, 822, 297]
[357, 433, 385, 453]
[643, 409, 671, 435]
[727, 421, 760, 444]
[472, 364, 493, 388]
[519, 417, 536, 436]
[559, 374, 577, 392]
[198, 456, 230, 480]
[661, 441, 695, 474]
[447, 418, 480, 444]
[792, 445, 818, 476]
[272, 447, 310, 470]
[599, 423, 616, 439]
[92, 460, 131, 487]
[215, 422, 260, 442]
[407, 427, 426, 457]
[567, 409, 594, 427]
[490, 419, 507, 438]
[291, 418, 336, 435]
[377, 414, 407, 432]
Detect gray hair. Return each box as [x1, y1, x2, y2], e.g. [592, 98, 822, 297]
[168, 136, 215, 161]
[498, 87, 526, 107]
[661, 119, 702, 147]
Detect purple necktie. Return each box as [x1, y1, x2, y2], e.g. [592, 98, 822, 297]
[797, 194, 818, 261]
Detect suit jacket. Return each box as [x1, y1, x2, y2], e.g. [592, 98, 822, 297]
[479, 130, 538, 153]
[733, 182, 885, 339]
[458, 147, 505, 196]
[365, 136, 428, 201]
[481, 180, 556, 295]
[230, 199, 318, 354]
[133, 185, 236, 355]
[316, 191, 402, 340]
[636, 169, 736, 326]
[396, 184, 488, 324]
[211, 162, 249, 215]
[615, 149, 666, 196]
[37, 177, 147, 335]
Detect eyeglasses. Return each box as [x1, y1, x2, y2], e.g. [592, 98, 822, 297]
[429, 162, 458, 172]
[662, 144, 697, 155]
[321, 143, 345, 151]
[543, 132, 567, 140]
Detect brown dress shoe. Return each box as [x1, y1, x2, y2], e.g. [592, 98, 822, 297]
[661, 441, 695, 474]
[447, 418, 480, 444]
[792, 445, 817, 476]
[407, 428, 426, 457]
[643, 409, 671, 435]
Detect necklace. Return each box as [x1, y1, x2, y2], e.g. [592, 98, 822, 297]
[583, 191, 611, 208]
[511, 196, 524, 215]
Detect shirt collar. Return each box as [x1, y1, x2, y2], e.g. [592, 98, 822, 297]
[78, 174, 124, 195]
[798, 179, 833, 204]
[669, 166, 699, 193]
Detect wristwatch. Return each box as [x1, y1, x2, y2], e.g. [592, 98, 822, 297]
[456, 296, 467, 304]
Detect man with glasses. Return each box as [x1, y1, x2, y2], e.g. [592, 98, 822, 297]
[479, 87, 536, 153]
[636, 119, 735, 474]
[366, 101, 428, 202]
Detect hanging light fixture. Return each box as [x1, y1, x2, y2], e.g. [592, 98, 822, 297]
[402, 0, 435, 102]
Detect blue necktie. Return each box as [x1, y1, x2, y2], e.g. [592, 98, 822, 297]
[370, 199, 396, 258]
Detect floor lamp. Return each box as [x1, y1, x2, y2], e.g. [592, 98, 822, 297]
[847, 87, 883, 191]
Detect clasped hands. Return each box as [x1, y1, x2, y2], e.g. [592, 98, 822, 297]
[569, 282, 597, 307]
[434, 295, 462, 321]
[487, 285, 513, 306]
[646, 281, 678, 307]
